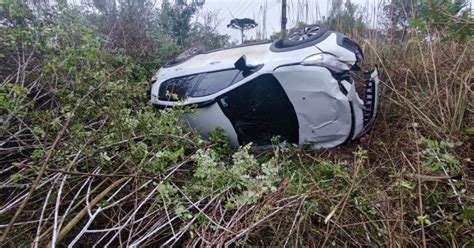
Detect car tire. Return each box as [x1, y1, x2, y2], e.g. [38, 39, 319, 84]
[272, 25, 328, 49]
[165, 47, 204, 66]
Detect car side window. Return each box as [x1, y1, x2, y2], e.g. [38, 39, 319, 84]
[217, 74, 299, 145]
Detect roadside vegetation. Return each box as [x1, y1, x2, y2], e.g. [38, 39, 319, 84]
[0, 0, 472, 246]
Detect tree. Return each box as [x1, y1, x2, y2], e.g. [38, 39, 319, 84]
[325, 0, 366, 36]
[91, 1, 158, 54]
[187, 11, 230, 49]
[159, 0, 197, 45]
[410, 0, 472, 42]
[382, 0, 418, 39]
[227, 18, 258, 44]
[382, 0, 472, 41]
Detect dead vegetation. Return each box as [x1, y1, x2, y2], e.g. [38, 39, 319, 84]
[0, 1, 473, 247]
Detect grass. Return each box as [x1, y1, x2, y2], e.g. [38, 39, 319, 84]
[0, 1, 473, 246]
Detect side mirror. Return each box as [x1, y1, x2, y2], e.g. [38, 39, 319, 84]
[234, 55, 262, 77]
[234, 55, 248, 71]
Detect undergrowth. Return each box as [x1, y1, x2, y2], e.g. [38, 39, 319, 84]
[0, 1, 473, 247]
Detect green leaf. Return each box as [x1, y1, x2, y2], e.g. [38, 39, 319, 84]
[32, 126, 46, 138]
[416, 215, 431, 225]
[100, 152, 112, 161]
[460, 208, 474, 222]
[394, 179, 414, 190]
[465, 127, 474, 136]
[224, 202, 235, 209]
[10, 173, 23, 182]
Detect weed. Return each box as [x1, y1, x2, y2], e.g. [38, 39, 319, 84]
[420, 138, 461, 172]
[0, 0, 472, 247]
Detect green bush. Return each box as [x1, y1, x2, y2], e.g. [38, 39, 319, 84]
[410, 0, 473, 41]
[0, 0, 472, 247]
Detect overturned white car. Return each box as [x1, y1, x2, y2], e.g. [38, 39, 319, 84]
[149, 25, 379, 148]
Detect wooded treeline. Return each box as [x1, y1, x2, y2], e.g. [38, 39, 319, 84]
[0, 0, 472, 247]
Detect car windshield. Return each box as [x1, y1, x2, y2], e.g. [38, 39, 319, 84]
[158, 69, 242, 101]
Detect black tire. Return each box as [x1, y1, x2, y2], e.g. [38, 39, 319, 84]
[272, 25, 328, 50]
[289, 25, 324, 41]
[165, 47, 204, 67]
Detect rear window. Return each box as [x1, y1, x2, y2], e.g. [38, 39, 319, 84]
[158, 74, 201, 101]
[158, 69, 242, 101]
[191, 70, 241, 97]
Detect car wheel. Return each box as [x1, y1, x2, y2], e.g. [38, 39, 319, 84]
[175, 47, 204, 62]
[288, 25, 323, 41]
[271, 25, 328, 50]
[165, 47, 204, 67]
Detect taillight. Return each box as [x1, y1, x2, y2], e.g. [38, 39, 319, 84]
[146, 80, 155, 100]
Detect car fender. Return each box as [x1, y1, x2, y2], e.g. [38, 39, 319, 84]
[273, 65, 354, 148]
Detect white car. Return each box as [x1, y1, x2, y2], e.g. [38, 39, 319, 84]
[149, 25, 379, 148]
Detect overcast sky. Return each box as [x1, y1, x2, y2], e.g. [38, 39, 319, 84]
[197, 0, 386, 42]
[196, 0, 473, 43]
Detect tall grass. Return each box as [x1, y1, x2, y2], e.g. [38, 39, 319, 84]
[0, 0, 472, 247]
[362, 35, 472, 135]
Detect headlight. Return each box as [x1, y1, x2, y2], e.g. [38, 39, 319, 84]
[302, 53, 350, 73]
[302, 54, 323, 62]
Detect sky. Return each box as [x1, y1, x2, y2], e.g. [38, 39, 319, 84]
[196, 0, 386, 43]
[196, 0, 474, 43]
